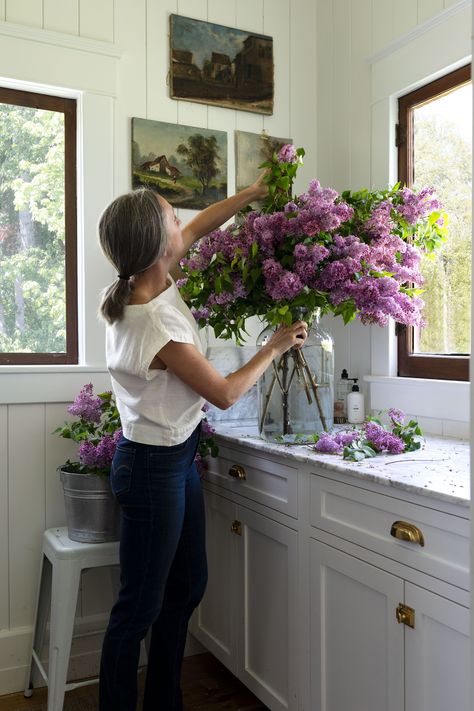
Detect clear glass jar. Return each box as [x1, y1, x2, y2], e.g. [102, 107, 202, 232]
[256, 313, 334, 441]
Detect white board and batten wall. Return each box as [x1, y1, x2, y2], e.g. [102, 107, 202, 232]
[0, 0, 317, 693]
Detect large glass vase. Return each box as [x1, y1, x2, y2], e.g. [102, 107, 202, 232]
[257, 315, 334, 441]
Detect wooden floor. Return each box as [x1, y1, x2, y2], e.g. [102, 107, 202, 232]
[0, 653, 268, 710]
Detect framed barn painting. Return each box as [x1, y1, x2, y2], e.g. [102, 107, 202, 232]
[170, 14, 274, 115]
[235, 130, 292, 208]
[131, 117, 227, 210]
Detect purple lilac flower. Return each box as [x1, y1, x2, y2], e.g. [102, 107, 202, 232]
[78, 434, 117, 469]
[194, 453, 207, 478]
[314, 433, 342, 454]
[364, 421, 405, 453]
[396, 187, 440, 225]
[384, 434, 406, 454]
[278, 144, 297, 163]
[192, 307, 211, 321]
[201, 419, 216, 436]
[363, 200, 394, 239]
[334, 430, 360, 447]
[67, 383, 102, 423]
[388, 408, 405, 424]
[265, 269, 303, 301]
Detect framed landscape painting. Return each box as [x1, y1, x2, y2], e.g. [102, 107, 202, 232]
[131, 117, 227, 210]
[170, 14, 274, 115]
[235, 130, 292, 208]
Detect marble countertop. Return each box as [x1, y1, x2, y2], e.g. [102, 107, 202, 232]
[212, 424, 470, 508]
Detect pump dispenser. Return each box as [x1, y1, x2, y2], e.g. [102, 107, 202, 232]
[334, 369, 351, 423]
[347, 378, 365, 424]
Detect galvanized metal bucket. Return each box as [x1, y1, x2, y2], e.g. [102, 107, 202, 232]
[59, 469, 121, 543]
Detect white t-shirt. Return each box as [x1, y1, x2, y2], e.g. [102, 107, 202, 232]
[106, 276, 205, 446]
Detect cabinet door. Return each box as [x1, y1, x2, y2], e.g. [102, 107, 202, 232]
[190, 490, 239, 673]
[310, 538, 404, 711]
[238, 506, 299, 711]
[405, 582, 470, 711]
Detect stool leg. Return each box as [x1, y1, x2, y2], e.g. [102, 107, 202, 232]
[47, 559, 82, 711]
[24, 555, 52, 696]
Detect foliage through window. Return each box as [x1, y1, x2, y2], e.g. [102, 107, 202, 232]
[0, 87, 77, 365]
[397, 65, 471, 380]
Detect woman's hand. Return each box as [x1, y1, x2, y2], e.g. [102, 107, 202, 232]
[248, 170, 270, 202]
[266, 321, 308, 357]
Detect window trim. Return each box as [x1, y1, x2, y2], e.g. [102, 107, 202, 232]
[397, 64, 471, 381]
[0, 87, 78, 365]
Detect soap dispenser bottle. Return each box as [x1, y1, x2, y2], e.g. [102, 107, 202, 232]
[347, 379, 365, 424]
[334, 368, 350, 423]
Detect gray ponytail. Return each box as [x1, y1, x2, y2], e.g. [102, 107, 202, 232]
[98, 189, 168, 323]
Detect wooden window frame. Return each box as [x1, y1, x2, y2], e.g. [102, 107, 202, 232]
[0, 87, 78, 365]
[397, 64, 471, 381]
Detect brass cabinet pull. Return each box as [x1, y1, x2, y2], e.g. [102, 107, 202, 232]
[396, 603, 415, 628]
[230, 520, 242, 535]
[229, 464, 246, 480]
[390, 520, 425, 547]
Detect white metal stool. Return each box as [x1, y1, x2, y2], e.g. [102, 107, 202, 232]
[24, 527, 120, 711]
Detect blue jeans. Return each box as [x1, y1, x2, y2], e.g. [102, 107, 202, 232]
[99, 423, 207, 711]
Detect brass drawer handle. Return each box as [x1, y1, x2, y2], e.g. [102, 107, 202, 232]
[390, 520, 425, 547]
[228, 464, 246, 480]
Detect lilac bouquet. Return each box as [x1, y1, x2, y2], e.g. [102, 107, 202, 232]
[313, 409, 423, 461]
[54, 384, 122, 475]
[178, 145, 447, 341]
[55, 384, 219, 476]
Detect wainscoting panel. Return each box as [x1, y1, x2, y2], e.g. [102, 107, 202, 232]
[8, 404, 47, 630]
[0, 406, 8, 633]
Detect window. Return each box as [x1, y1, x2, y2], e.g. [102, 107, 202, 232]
[0, 87, 77, 365]
[397, 65, 471, 381]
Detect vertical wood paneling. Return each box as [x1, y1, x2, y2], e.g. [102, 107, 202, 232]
[8, 405, 46, 628]
[391, 0, 418, 39]
[0, 1, 5, 21]
[0, 406, 9, 631]
[146, 0, 177, 123]
[44, 403, 75, 529]
[290, 0, 317, 191]
[315, 0, 334, 186]
[79, 0, 113, 42]
[5, 0, 42, 27]
[332, 0, 351, 192]
[115, 0, 147, 195]
[235, 0, 264, 134]
[207, 1, 236, 196]
[263, 0, 290, 139]
[350, 0, 372, 189]
[371, 0, 393, 54]
[43, 0, 79, 35]
[418, 0, 444, 24]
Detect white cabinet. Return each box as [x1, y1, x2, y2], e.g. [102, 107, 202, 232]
[191, 456, 299, 711]
[192, 437, 470, 711]
[310, 539, 404, 711]
[309, 471, 470, 711]
[404, 582, 470, 711]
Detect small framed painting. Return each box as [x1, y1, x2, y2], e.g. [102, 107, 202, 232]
[131, 117, 227, 210]
[235, 130, 292, 207]
[170, 14, 274, 115]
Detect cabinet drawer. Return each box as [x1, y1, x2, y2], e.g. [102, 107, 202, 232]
[203, 445, 298, 518]
[310, 475, 469, 590]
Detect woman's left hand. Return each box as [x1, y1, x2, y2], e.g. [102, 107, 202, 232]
[249, 170, 270, 201]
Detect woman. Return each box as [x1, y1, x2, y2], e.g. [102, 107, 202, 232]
[98, 179, 307, 711]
